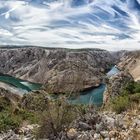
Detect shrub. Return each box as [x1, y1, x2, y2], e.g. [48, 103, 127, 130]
[0, 112, 21, 132]
[21, 91, 48, 111]
[134, 83, 140, 93]
[110, 95, 130, 114]
[130, 93, 140, 103]
[36, 96, 79, 139]
[123, 81, 135, 94]
[14, 109, 39, 124]
[0, 97, 11, 111]
[123, 81, 140, 95]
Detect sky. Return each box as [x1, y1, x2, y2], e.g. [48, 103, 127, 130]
[0, 0, 140, 51]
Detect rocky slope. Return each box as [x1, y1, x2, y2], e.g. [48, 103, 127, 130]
[67, 110, 140, 140]
[1, 109, 140, 140]
[103, 71, 133, 103]
[0, 47, 115, 93]
[117, 50, 140, 82]
[103, 50, 140, 104]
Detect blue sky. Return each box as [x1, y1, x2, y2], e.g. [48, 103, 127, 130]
[0, 0, 140, 50]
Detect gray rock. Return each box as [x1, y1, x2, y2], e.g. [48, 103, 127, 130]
[78, 122, 92, 130]
[0, 47, 115, 94]
[104, 138, 110, 140]
[94, 133, 101, 140]
[95, 122, 104, 132]
[100, 131, 109, 138]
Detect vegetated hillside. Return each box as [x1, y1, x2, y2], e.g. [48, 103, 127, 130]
[0, 85, 140, 140]
[117, 50, 140, 81]
[0, 47, 115, 93]
[0, 48, 140, 140]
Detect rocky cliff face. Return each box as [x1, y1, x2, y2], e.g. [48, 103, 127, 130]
[117, 50, 140, 82]
[103, 71, 133, 103]
[0, 47, 115, 93]
[104, 50, 140, 103]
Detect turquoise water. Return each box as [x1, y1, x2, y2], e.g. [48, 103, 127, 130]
[69, 66, 119, 106]
[0, 66, 119, 105]
[107, 66, 120, 77]
[0, 75, 42, 92]
[69, 84, 105, 106]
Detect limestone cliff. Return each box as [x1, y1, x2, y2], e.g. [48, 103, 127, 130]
[117, 50, 140, 81]
[0, 47, 115, 93]
[103, 71, 133, 103]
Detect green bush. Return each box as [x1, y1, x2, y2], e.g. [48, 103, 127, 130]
[130, 93, 140, 103]
[110, 80, 140, 113]
[123, 81, 135, 94]
[110, 96, 130, 114]
[0, 97, 11, 112]
[123, 82, 140, 95]
[0, 112, 21, 132]
[14, 109, 39, 124]
[134, 83, 140, 93]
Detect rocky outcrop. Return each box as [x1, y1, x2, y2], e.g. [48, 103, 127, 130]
[103, 71, 133, 103]
[0, 47, 115, 93]
[66, 110, 140, 140]
[1, 109, 140, 140]
[117, 50, 140, 81]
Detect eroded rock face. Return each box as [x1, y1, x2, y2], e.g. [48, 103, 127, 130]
[103, 71, 133, 103]
[0, 47, 115, 93]
[117, 50, 140, 81]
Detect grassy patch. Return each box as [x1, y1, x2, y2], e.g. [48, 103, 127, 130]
[0, 112, 21, 132]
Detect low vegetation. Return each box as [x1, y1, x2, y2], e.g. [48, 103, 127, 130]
[21, 91, 48, 111]
[20, 90, 90, 139]
[36, 97, 80, 139]
[110, 81, 140, 113]
[0, 95, 38, 132]
[0, 80, 140, 139]
[0, 91, 87, 139]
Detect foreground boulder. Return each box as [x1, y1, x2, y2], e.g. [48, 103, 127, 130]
[0, 47, 115, 93]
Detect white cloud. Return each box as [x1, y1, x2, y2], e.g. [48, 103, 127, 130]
[0, 0, 140, 51]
